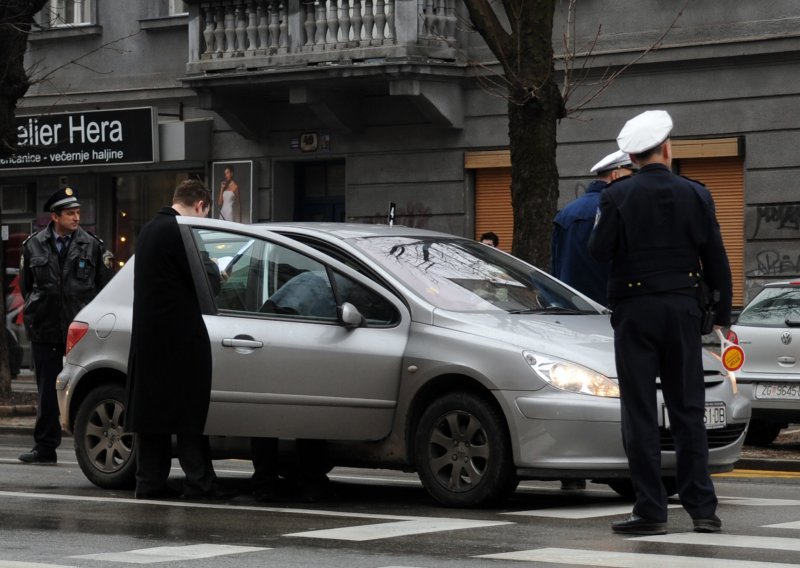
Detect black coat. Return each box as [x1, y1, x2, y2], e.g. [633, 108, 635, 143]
[124, 207, 212, 434]
[20, 224, 110, 344]
[588, 163, 733, 325]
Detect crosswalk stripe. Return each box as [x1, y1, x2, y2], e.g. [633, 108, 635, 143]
[71, 544, 268, 564]
[285, 519, 512, 541]
[633, 533, 800, 551]
[503, 503, 681, 519]
[0, 562, 77, 568]
[477, 547, 800, 567]
[765, 521, 800, 529]
[718, 496, 800, 507]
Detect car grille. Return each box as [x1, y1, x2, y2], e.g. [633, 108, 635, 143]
[659, 423, 746, 450]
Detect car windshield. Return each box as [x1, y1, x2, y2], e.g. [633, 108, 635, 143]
[737, 285, 800, 327]
[349, 235, 599, 313]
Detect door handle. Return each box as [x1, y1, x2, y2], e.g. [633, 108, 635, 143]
[222, 337, 264, 349]
[778, 356, 796, 364]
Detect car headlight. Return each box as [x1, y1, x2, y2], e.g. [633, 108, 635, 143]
[523, 351, 619, 398]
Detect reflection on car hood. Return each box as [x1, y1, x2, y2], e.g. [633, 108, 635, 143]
[432, 310, 618, 376]
[432, 310, 726, 379]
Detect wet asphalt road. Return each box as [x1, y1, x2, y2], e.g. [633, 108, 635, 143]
[2, 433, 800, 568]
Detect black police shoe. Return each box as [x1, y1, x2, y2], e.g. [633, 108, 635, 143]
[18, 449, 57, 465]
[693, 514, 722, 533]
[611, 514, 667, 535]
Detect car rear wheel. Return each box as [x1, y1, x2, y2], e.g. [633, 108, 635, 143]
[744, 419, 784, 447]
[74, 384, 136, 489]
[414, 391, 517, 508]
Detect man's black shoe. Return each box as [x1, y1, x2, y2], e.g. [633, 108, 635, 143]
[612, 514, 667, 535]
[181, 484, 238, 501]
[18, 449, 57, 465]
[693, 514, 722, 533]
[135, 485, 182, 500]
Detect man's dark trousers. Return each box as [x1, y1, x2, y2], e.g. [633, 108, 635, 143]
[32, 342, 64, 456]
[611, 293, 718, 522]
[136, 432, 215, 495]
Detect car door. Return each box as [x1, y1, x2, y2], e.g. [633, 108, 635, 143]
[189, 226, 410, 440]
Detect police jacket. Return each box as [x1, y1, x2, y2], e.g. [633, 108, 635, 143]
[20, 224, 111, 344]
[588, 163, 733, 325]
[551, 179, 610, 304]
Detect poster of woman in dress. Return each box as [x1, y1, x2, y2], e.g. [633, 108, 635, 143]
[212, 160, 253, 223]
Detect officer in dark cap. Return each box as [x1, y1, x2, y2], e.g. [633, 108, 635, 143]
[589, 110, 732, 536]
[19, 187, 111, 464]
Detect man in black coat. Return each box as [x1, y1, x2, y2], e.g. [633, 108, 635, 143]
[124, 179, 227, 499]
[589, 110, 732, 535]
[19, 187, 111, 464]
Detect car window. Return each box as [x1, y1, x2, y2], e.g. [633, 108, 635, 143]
[332, 271, 399, 327]
[349, 236, 599, 314]
[192, 228, 337, 323]
[737, 286, 800, 327]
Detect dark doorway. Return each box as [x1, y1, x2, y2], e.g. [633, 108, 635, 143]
[294, 160, 345, 222]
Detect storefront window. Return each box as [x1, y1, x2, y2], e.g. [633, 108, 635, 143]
[113, 173, 200, 268]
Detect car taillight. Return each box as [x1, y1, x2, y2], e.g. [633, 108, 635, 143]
[726, 329, 738, 345]
[66, 321, 90, 355]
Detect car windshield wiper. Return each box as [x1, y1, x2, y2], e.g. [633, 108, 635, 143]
[786, 318, 800, 328]
[507, 306, 587, 315]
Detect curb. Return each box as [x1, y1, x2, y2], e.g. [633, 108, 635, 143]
[734, 458, 800, 473]
[0, 404, 36, 417]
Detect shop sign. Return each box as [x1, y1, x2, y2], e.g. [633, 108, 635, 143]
[0, 107, 157, 170]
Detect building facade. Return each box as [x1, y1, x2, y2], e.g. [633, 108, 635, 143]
[1, 0, 799, 310]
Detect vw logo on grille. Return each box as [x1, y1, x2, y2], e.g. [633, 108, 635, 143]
[781, 332, 792, 345]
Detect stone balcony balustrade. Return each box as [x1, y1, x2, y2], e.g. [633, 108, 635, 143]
[186, 0, 463, 74]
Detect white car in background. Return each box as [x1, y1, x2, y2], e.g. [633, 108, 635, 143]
[727, 280, 800, 446]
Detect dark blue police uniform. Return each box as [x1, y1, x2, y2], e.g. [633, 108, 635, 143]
[589, 162, 732, 523]
[551, 179, 610, 304]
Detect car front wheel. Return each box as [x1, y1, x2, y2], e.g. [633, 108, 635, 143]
[74, 383, 136, 489]
[414, 391, 517, 508]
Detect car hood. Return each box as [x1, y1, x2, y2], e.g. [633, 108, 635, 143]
[432, 310, 618, 376]
[432, 310, 726, 379]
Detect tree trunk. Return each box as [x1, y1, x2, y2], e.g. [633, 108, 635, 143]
[0, 0, 49, 158]
[507, 81, 562, 269]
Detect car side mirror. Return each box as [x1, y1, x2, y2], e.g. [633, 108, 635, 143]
[339, 302, 365, 329]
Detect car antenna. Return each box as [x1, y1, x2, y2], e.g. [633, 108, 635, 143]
[387, 202, 396, 227]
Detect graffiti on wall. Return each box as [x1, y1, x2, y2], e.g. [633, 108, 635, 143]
[746, 249, 800, 277]
[751, 202, 800, 239]
[367, 201, 432, 228]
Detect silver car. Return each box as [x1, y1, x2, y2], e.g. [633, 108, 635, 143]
[57, 219, 749, 507]
[727, 280, 800, 446]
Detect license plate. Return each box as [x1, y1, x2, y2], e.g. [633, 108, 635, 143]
[663, 402, 726, 430]
[755, 383, 800, 400]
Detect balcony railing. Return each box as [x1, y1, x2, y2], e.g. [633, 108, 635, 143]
[187, 0, 462, 74]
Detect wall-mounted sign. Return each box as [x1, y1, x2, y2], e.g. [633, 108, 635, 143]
[0, 107, 157, 170]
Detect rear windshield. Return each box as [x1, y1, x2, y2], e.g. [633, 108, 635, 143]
[737, 286, 800, 327]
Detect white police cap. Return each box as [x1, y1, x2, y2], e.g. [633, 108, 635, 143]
[617, 110, 673, 154]
[590, 149, 632, 174]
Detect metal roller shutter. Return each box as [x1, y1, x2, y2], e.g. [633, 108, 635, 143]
[678, 157, 745, 308]
[474, 168, 514, 253]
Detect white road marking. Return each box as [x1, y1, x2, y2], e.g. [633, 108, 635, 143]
[71, 544, 267, 564]
[503, 503, 680, 519]
[477, 547, 800, 567]
[0, 562, 78, 568]
[634, 532, 800, 552]
[765, 520, 800, 529]
[285, 518, 512, 541]
[718, 496, 800, 507]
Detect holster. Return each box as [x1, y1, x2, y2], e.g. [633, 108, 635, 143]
[697, 280, 720, 335]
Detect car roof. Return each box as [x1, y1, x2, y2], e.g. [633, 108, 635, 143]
[253, 222, 468, 241]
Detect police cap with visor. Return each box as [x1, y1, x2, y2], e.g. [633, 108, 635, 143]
[617, 110, 674, 154]
[590, 149, 633, 174]
[43, 187, 80, 213]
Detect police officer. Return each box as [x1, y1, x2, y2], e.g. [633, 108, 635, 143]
[552, 149, 634, 304]
[19, 188, 111, 464]
[589, 110, 732, 535]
